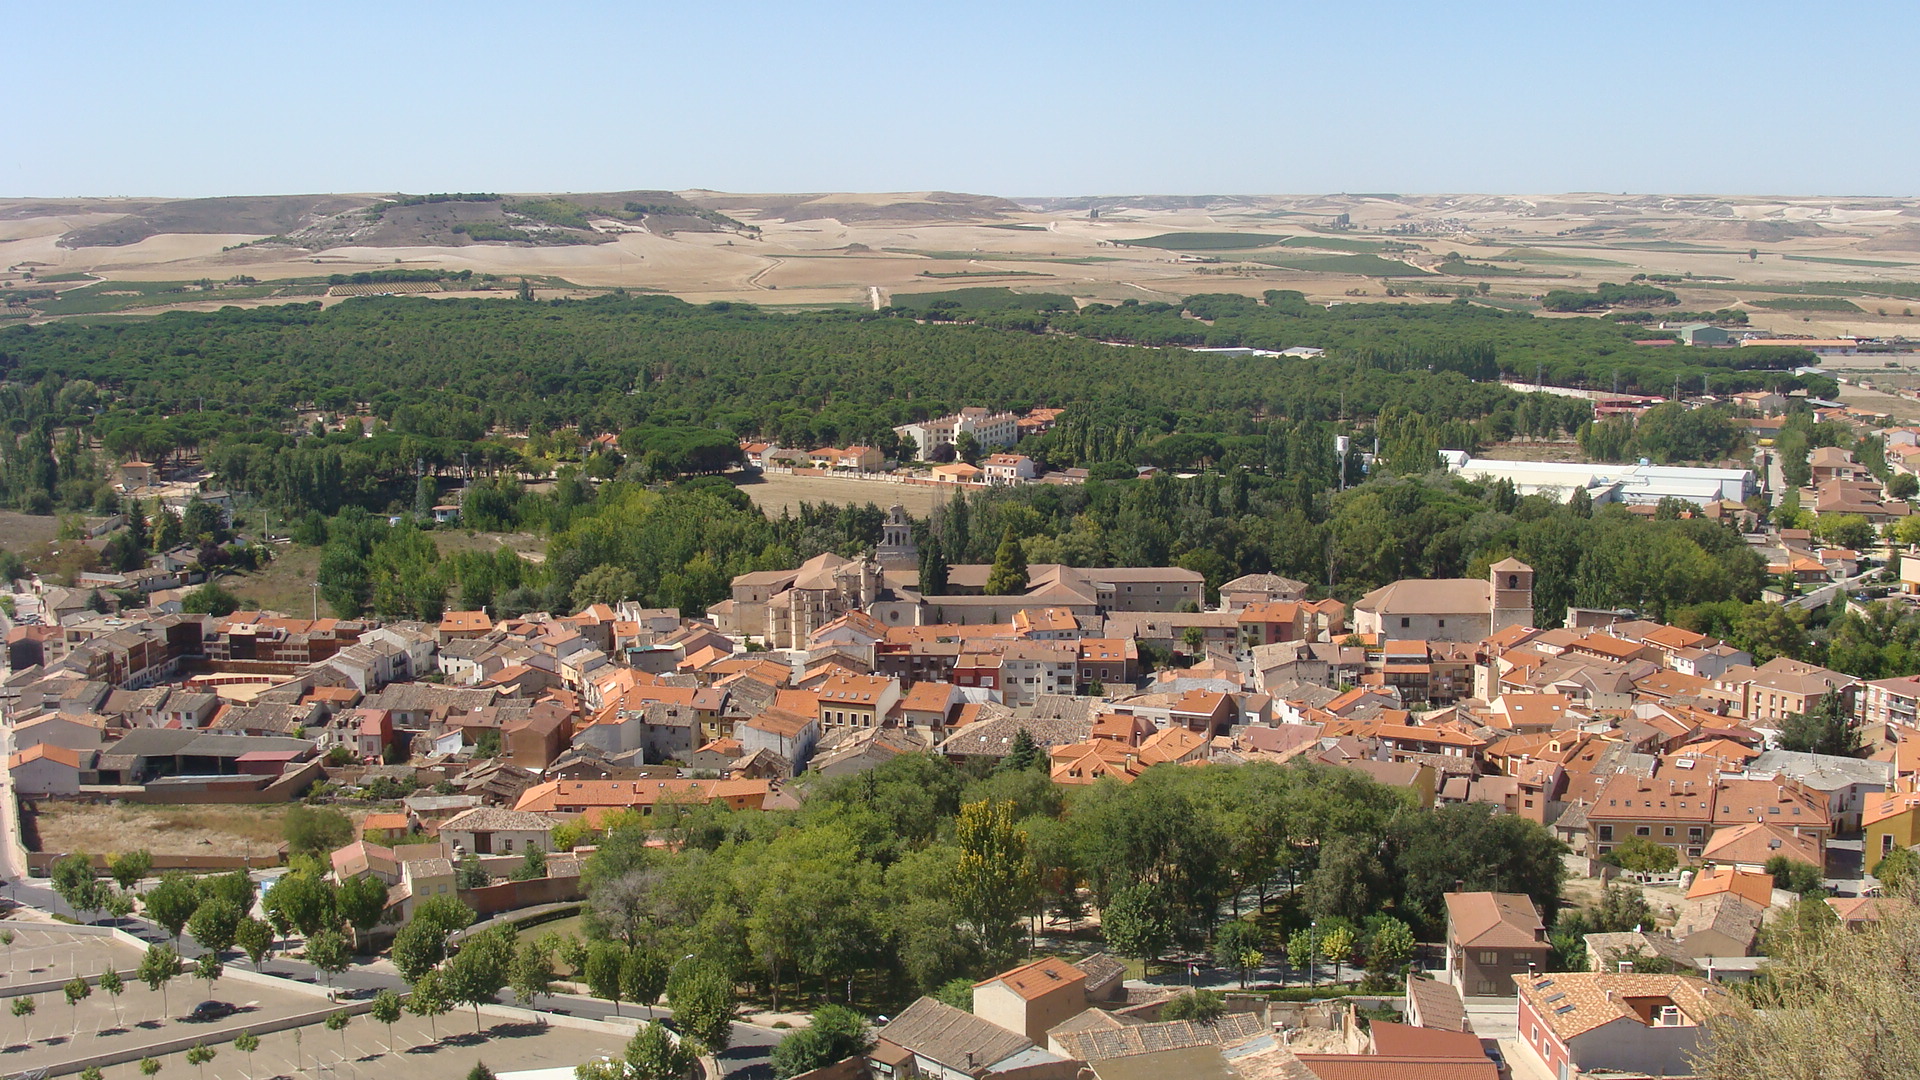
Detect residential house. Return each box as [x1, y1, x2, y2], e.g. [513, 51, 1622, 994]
[512, 777, 774, 816]
[11, 712, 110, 755]
[436, 807, 557, 857]
[1745, 749, 1892, 836]
[353, 708, 394, 760]
[814, 672, 901, 729]
[1718, 656, 1857, 728]
[894, 681, 961, 730]
[972, 956, 1089, 1044]
[1809, 445, 1862, 484]
[1700, 821, 1824, 874]
[871, 996, 1050, 1080]
[1218, 573, 1309, 611]
[1403, 975, 1471, 1033]
[1443, 891, 1550, 997]
[437, 610, 494, 645]
[1863, 776, 1920, 870]
[1075, 639, 1137, 690]
[500, 702, 568, 771]
[1670, 893, 1765, 958]
[8, 743, 85, 795]
[1514, 972, 1726, 1080]
[981, 454, 1038, 485]
[736, 708, 820, 773]
[1237, 602, 1305, 649]
[1862, 674, 1920, 729]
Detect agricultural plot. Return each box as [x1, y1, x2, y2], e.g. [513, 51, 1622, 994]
[1250, 253, 1431, 277]
[1122, 232, 1287, 250]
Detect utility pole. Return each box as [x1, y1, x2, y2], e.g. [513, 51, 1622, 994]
[309, 581, 320, 622]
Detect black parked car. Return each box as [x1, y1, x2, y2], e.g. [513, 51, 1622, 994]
[187, 1001, 236, 1022]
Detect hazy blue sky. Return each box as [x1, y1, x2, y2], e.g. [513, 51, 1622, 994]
[7, 1, 1914, 198]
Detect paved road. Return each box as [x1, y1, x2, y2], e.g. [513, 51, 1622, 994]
[3, 871, 780, 1075]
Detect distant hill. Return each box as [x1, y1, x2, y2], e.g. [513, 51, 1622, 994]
[51, 190, 753, 250]
[682, 190, 1020, 224]
[56, 194, 371, 247]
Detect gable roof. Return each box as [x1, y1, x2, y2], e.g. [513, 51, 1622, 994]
[877, 996, 1032, 1071]
[976, 955, 1086, 999]
[1685, 866, 1775, 908]
[1355, 579, 1490, 616]
[1404, 975, 1470, 1033]
[1700, 821, 1823, 869]
[1051, 1012, 1266, 1063]
[1445, 892, 1544, 949]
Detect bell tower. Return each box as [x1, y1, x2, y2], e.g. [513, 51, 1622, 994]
[875, 504, 919, 571]
[1490, 557, 1534, 633]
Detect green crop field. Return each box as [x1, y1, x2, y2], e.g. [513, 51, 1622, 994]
[887, 286, 1075, 311]
[1249, 253, 1431, 277]
[1122, 232, 1287, 251]
[1783, 254, 1918, 268]
[1748, 296, 1866, 312]
[1275, 235, 1421, 254]
[1492, 248, 1630, 267]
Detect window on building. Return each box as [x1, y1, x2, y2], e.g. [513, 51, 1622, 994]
[1635, 826, 1651, 836]
[1598, 825, 1614, 841]
[1478, 951, 1500, 965]
[1664, 826, 1675, 837]
[1401, 618, 1411, 628]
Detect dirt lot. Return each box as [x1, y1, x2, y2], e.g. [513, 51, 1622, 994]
[736, 473, 950, 517]
[0, 512, 61, 553]
[29, 802, 296, 858]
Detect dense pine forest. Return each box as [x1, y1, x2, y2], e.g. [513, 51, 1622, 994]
[0, 289, 1870, 654]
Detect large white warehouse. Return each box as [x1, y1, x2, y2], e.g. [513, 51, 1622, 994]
[1442, 453, 1754, 506]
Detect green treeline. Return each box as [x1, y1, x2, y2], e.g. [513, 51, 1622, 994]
[568, 751, 1566, 1010]
[410, 463, 1771, 627]
[1541, 282, 1680, 312]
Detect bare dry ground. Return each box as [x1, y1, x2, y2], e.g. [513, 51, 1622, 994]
[30, 801, 295, 857]
[735, 473, 949, 518]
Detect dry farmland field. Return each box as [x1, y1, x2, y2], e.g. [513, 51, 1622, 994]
[735, 473, 950, 517]
[9, 190, 1920, 320]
